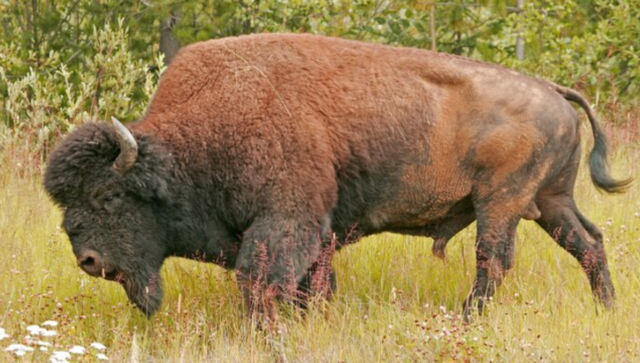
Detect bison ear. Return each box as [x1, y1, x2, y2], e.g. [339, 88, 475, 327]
[123, 134, 174, 205]
[128, 164, 173, 205]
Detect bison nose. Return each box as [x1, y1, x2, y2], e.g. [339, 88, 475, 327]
[77, 250, 106, 277]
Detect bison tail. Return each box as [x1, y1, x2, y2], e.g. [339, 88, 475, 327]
[554, 84, 632, 193]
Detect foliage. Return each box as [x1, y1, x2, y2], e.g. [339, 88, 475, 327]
[481, 0, 640, 107]
[0, 20, 165, 158]
[0, 0, 638, 155]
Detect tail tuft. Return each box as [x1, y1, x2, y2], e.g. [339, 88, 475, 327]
[589, 133, 632, 193]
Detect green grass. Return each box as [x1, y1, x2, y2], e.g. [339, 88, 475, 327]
[1, 139, 639, 363]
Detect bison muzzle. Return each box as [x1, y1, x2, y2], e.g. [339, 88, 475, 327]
[44, 33, 631, 322]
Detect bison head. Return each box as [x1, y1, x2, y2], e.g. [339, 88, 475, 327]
[44, 119, 176, 316]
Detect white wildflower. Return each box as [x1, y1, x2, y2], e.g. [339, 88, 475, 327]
[26, 325, 45, 335]
[5, 343, 35, 356]
[69, 345, 86, 355]
[41, 321, 58, 327]
[52, 351, 71, 359]
[0, 328, 9, 340]
[96, 353, 109, 360]
[51, 351, 71, 363]
[6, 344, 32, 351]
[40, 347, 49, 352]
[26, 325, 56, 337]
[90, 342, 107, 351]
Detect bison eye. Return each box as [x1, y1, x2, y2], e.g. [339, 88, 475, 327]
[102, 193, 124, 214]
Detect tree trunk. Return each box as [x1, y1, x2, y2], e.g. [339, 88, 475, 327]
[515, 0, 525, 61]
[160, 12, 180, 65]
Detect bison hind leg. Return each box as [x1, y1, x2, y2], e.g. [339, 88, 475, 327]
[535, 195, 614, 308]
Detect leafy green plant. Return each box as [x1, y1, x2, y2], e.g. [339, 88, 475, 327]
[1, 0, 638, 157]
[479, 0, 639, 108]
[0, 20, 164, 158]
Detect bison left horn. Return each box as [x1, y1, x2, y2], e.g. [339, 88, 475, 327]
[111, 117, 138, 175]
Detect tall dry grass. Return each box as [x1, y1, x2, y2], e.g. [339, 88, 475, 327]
[0, 121, 639, 362]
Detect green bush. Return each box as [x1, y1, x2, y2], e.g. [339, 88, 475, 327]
[481, 0, 639, 107]
[1, 0, 637, 157]
[0, 20, 164, 158]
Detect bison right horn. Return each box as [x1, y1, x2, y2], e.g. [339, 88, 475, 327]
[111, 117, 138, 175]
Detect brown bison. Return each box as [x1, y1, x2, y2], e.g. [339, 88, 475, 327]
[44, 33, 630, 321]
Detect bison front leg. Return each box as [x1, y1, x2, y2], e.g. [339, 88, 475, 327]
[295, 240, 338, 309]
[463, 215, 520, 320]
[235, 216, 326, 326]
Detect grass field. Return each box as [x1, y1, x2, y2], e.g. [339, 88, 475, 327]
[1, 126, 639, 363]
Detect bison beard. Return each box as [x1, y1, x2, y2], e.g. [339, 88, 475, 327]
[123, 268, 163, 316]
[44, 33, 630, 324]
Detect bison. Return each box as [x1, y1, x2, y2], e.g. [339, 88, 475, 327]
[44, 33, 630, 322]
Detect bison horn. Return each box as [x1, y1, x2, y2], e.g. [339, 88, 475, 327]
[111, 117, 138, 175]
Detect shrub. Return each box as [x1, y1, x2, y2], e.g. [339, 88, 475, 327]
[0, 20, 164, 159]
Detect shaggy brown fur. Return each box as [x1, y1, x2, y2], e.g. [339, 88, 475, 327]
[45, 33, 630, 322]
